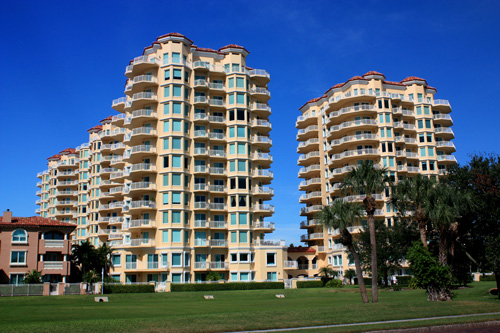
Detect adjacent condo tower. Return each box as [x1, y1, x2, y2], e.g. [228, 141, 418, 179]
[36, 33, 286, 284]
[290, 71, 456, 277]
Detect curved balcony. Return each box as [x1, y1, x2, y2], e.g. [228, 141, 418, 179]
[300, 232, 324, 241]
[434, 127, 454, 140]
[250, 103, 271, 116]
[100, 128, 127, 141]
[297, 125, 319, 141]
[251, 135, 272, 148]
[436, 140, 456, 152]
[329, 148, 380, 166]
[101, 142, 126, 153]
[329, 134, 378, 151]
[57, 170, 77, 178]
[124, 127, 157, 144]
[209, 221, 226, 228]
[298, 164, 321, 178]
[125, 56, 159, 78]
[300, 219, 322, 229]
[327, 104, 376, 124]
[208, 150, 226, 159]
[437, 154, 457, 164]
[208, 132, 226, 141]
[193, 165, 208, 174]
[123, 109, 157, 128]
[329, 165, 356, 181]
[56, 180, 78, 187]
[254, 221, 275, 231]
[112, 97, 127, 111]
[126, 75, 158, 95]
[252, 169, 273, 182]
[248, 69, 270, 84]
[194, 130, 208, 139]
[210, 239, 228, 247]
[193, 96, 208, 106]
[251, 119, 272, 132]
[123, 219, 156, 230]
[209, 99, 225, 109]
[299, 191, 322, 203]
[249, 87, 271, 101]
[122, 238, 156, 248]
[56, 190, 77, 197]
[432, 99, 451, 111]
[210, 262, 229, 270]
[299, 177, 322, 191]
[208, 82, 225, 92]
[209, 185, 226, 193]
[208, 115, 226, 124]
[193, 220, 208, 228]
[193, 148, 208, 156]
[193, 202, 209, 210]
[100, 201, 125, 212]
[433, 114, 453, 126]
[125, 181, 156, 194]
[193, 184, 208, 192]
[123, 200, 156, 213]
[209, 167, 226, 176]
[111, 114, 126, 126]
[126, 163, 157, 177]
[253, 204, 274, 215]
[253, 186, 274, 198]
[193, 113, 208, 122]
[404, 137, 418, 146]
[130, 92, 157, 109]
[123, 145, 157, 163]
[209, 203, 227, 211]
[300, 205, 322, 216]
[253, 152, 273, 164]
[297, 138, 319, 154]
[328, 119, 378, 138]
[298, 151, 320, 166]
[296, 113, 318, 128]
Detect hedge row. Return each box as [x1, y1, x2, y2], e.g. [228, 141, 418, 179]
[296, 280, 323, 288]
[396, 276, 412, 285]
[480, 274, 496, 281]
[171, 282, 284, 292]
[103, 284, 155, 294]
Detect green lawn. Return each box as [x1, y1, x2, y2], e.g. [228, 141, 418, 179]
[0, 282, 498, 332]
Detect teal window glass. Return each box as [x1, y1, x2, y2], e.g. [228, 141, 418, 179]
[231, 231, 237, 243]
[236, 93, 244, 104]
[172, 211, 181, 223]
[428, 147, 434, 156]
[172, 120, 181, 132]
[173, 102, 182, 114]
[163, 120, 170, 132]
[172, 156, 181, 167]
[164, 86, 170, 97]
[236, 77, 244, 88]
[229, 161, 235, 172]
[230, 213, 237, 225]
[163, 193, 169, 204]
[239, 231, 248, 243]
[229, 144, 235, 155]
[237, 143, 245, 154]
[172, 174, 181, 186]
[420, 147, 426, 157]
[229, 127, 235, 138]
[172, 138, 182, 149]
[173, 86, 182, 97]
[163, 138, 169, 149]
[162, 231, 169, 243]
[228, 78, 234, 88]
[239, 213, 247, 225]
[238, 160, 246, 171]
[172, 231, 181, 243]
[237, 126, 245, 138]
[229, 94, 235, 104]
[162, 212, 168, 223]
[172, 192, 181, 204]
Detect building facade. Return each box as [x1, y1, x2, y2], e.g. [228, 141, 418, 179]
[290, 71, 456, 278]
[0, 210, 75, 284]
[36, 33, 286, 284]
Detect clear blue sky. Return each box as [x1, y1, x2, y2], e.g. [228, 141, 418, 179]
[1, 0, 499, 245]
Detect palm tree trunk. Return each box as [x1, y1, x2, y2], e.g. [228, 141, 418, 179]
[348, 244, 369, 303]
[415, 207, 427, 248]
[438, 236, 448, 266]
[368, 213, 379, 302]
[495, 271, 500, 301]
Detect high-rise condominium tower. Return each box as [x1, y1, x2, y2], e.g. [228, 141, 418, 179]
[36, 33, 286, 284]
[289, 71, 456, 278]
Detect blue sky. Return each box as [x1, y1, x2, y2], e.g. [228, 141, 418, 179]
[1, 0, 499, 245]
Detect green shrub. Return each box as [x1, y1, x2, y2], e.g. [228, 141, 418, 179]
[480, 274, 496, 282]
[396, 276, 412, 285]
[325, 279, 343, 288]
[171, 282, 284, 292]
[296, 280, 323, 288]
[103, 284, 155, 294]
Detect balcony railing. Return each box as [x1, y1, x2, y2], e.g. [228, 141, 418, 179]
[210, 239, 227, 247]
[43, 261, 64, 270]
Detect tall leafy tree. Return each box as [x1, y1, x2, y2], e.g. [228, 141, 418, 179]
[71, 241, 114, 279]
[445, 153, 500, 298]
[356, 220, 419, 286]
[391, 175, 436, 247]
[341, 160, 392, 303]
[317, 200, 369, 303]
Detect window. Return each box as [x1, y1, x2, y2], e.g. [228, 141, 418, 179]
[238, 160, 246, 171]
[164, 86, 170, 97]
[111, 254, 121, 266]
[229, 127, 235, 138]
[162, 193, 169, 204]
[162, 212, 169, 224]
[171, 253, 182, 266]
[12, 229, 27, 243]
[425, 119, 432, 129]
[164, 69, 170, 80]
[173, 69, 182, 80]
[266, 253, 276, 266]
[230, 213, 237, 225]
[236, 77, 245, 88]
[172, 120, 182, 132]
[416, 106, 422, 115]
[10, 251, 26, 265]
[172, 156, 181, 168]
[236, 93, 245, 104]
[173, 86, 182, 97]
[172, 52, 180, 64]
[267, 272, 277, 281]
[228, 78, 234, 88]
[237, 126, 245, 138]
[228, 94, 235, 104]
[231, 231, 237, 243]
[237, 143, 245, 154]
[10, 274, 24, 285]
[162, 231, 169, 243]
[173, 102, 182, 114]
[239, 231, 248, 243]
[172, 211, 181, 223]
[172, 192, 181, 204]
[172, 174, 181, 186]
[172, 231, 181, 243]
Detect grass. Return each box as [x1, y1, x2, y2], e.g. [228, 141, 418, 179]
[0, 282, 498, 332]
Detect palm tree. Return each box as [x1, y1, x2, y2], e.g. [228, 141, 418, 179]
[317, 200, 369, 303]
[71, 241, 96, 275]
[318, 266, 337, 278]
[391, 175, 436, 247]
[96, 243, 114, 277]
[427, 183, 474, 266]
[341, 160, 391, 303]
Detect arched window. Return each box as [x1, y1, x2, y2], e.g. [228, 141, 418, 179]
[12, 229, 27, 243]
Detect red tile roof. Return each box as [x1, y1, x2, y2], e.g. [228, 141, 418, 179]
[346, 75, 366, 83]
[299, 95, 326, 110]
[59, 148, 76, 155]
[363, 71, 385, 78]
[219, 44, 249, 54]
[287, 246, 316, 253]
[100, 116, 113, 123]
[88, 125, 103, 133]
[195, 47, 222, 54]
[383, 80, 406, 87]
[401, 76, 427, 84]
[47, 154, 61, 161]
[427, 86, 437, 91]
[0, 216, 76, 229]
[157, 32, 193, 43]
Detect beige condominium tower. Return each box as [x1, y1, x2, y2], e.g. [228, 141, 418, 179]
[287, 71, 456, 278]
[36, 33, 286, 284]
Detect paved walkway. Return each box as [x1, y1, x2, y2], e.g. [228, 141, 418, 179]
[225, 312, 500, 333]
